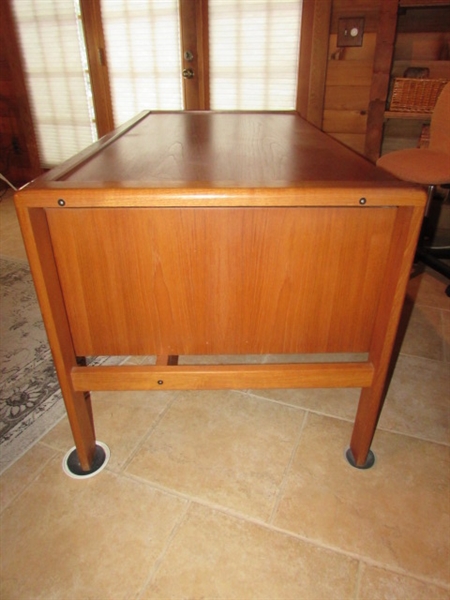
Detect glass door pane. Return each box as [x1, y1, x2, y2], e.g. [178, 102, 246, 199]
[101, 0, 183, 126]
[209, 0, 302, 110]
[11, 0, 97, 168]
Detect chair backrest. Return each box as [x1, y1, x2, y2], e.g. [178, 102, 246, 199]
[430, 81, 450, 155]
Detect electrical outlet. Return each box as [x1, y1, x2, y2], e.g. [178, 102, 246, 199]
[12, 136, 21, 155]
[0, 173, 17, 190]
[337, 17, 365, 47]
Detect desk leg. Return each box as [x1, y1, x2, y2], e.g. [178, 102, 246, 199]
[346, 205, 425, 469]
[346, 387, 379, 468]
[62, 389, 102, 475]
[15, 206, 105, 475]
[61, 360, 108, 477]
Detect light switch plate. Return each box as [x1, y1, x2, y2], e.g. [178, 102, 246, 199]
[337, 17, 365, 47]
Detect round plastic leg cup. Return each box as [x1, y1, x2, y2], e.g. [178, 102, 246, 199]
[345, 447, 375, 469]
[62, 442, 110, 479]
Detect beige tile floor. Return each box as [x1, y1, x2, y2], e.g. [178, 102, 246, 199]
[1, 190, 449, 599]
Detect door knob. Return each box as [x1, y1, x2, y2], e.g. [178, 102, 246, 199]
[182, 68, 194, 79]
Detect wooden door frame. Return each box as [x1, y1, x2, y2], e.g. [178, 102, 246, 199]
[179, 0, 210, 110]
[364, 0, 398, 162]
[79, 0, 115, 137]
[296, 0, 332, 128]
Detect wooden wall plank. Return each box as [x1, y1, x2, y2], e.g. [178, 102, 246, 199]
[326, 61, 374, 86]
[364, 0, 398, 162]
[324, 86, 371, 110]
[323, 2, 383, 156]
[323, 110, 368, 133]
[329, 32, 377, 61]
[329, 1, 380, 33]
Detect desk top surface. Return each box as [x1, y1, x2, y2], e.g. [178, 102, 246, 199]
[19, 111, 426, 208]
[48, 111, 393, 186]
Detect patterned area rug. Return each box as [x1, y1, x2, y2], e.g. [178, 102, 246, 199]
[0, 257, 124, 474]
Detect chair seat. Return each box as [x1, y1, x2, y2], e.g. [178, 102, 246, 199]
[377, 148, 450, 185]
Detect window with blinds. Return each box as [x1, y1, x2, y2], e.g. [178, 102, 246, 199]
[11, 0, 304, 167]
[209, 0, 302, 110]
[11, 0, 97, 168]
[100, 0, 183, 127]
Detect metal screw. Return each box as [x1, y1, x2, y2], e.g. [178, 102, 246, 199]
[157, 380, 164, 385]
[359, 197, 367, 205]
[58, 199, 66, 206]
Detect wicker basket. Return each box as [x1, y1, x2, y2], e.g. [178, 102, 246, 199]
[418, 124, 430, 148]
[389, 78, 448, 113]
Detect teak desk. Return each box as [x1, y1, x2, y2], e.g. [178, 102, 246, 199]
[15, 111, 426, 475]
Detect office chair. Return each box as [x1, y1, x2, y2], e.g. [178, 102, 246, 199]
[377, 81, 450, 296]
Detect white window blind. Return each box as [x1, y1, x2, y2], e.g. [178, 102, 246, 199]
[209, 0, 302, 110]
[11, 0, 97, 168]
[100, 0, 183, 127]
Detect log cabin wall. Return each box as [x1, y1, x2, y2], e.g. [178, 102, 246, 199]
[0, 1, 41, 189]
[323, 0, 386, 157]
[322, 0, 450, 160]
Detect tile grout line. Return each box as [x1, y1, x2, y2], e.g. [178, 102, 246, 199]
[0, 253, 28, 263]
[2, 405, 449, 593]
[246, 390, 450, 448]
[267, 409, 309, 526]
[121, 470, 367, 566]
[1, 409, 69, 477]
[245, 389, 358, 421]
[354, 561, 365, 600]
[0, 448, 59, 515]
[399, 349, 448, 365]
[118, 469, 450, 593]
[134, 499, 192, 600]
[355, 559, 450, 593]
[116, 392, 179, 475]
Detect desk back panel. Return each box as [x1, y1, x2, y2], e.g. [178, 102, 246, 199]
[46, 206, 396, 356]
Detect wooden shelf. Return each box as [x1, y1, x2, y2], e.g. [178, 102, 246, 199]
[391, 61, 450, 80]
[384, 110, 432, 120]
[400, 0, 450, 7]
[372, 2, 450, 159]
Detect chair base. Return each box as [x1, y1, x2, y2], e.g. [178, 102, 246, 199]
[415, 186, 450, 296]
[414, 247, 450, 296]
